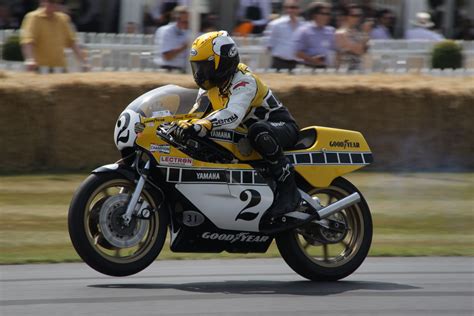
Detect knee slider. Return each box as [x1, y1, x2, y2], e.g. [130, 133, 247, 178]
[248, 122, 280, 158]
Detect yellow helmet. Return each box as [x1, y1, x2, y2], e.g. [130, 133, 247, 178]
[189, 31, 239, 90]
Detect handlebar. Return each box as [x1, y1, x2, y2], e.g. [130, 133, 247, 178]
[156, 123, 185, 149]
[156, 122, 235, 163]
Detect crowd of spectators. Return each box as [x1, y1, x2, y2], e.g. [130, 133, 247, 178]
[149, 0, 472, 72]
[264, 1, 375, 71]
[3, 0, 474, 73]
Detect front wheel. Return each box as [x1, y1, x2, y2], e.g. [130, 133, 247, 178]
[68, 172, 168, 276]
[276, 177, 372, 281]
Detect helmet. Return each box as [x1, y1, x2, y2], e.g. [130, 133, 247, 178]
[189, 31, 239, 90]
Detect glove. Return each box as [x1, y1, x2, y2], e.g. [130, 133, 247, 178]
[175, 119, 212, 141]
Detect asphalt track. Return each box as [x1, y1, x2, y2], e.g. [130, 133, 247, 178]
[1, 257, 473, 316]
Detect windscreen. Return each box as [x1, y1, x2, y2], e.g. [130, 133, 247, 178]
[126, 85, 200, 118]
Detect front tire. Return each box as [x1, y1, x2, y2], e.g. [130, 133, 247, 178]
[68, 172, 168, 276]
[276, 177, 372, 281]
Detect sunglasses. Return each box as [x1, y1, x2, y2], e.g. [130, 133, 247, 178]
[317, 12, 331, 16]
[350, 14, 362, 17]
[285, 5, 299, 9]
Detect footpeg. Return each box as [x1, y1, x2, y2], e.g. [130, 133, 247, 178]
[260, 192, 361, 234]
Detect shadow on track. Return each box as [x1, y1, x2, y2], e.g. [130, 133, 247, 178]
[89, 280, 419, 296]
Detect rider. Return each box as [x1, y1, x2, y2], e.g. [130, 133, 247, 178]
[176, 31, 301, 220]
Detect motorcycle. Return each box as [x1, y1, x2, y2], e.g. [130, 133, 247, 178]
[68, 84, 373, 281]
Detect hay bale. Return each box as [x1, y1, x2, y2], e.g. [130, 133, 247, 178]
[0, 72, 472, 172]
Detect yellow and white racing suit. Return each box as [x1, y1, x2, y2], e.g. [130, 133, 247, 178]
[196, 63, 299, 159]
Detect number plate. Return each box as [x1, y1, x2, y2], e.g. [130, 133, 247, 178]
[183, 211, 205, 227]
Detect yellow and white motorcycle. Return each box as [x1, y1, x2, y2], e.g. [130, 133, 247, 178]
[68, 85, 373, 281]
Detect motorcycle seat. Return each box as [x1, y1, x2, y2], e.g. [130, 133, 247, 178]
[291, 128, 317, 150]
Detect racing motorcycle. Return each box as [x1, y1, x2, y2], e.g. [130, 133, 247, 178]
[68, 85, 373, 281]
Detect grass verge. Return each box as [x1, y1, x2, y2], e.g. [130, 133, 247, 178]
[0, 172, 472, 264]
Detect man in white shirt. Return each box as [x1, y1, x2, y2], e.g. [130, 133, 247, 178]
[265, 0, 303, 72]
[406, 12, 445, 41]
[154, 5, 190, 72]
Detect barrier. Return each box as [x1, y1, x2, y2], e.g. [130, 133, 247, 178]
[0, 72, 472, 172]
[1, 29, 474, 73]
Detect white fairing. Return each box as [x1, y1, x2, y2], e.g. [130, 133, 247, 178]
[175, 183, 274, 232]
[114, 109, 141, 150]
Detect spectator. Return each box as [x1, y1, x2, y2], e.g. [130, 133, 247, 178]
[236, 0, 272, 34]
[154, 5, 189, 73]
[331, 0, 350, 27]
[294, 2, 335, 68]
[264, 0, 303, 72]
[335, 4, 371, 71]
[20, 0, 88, 72]
[406, 12, 445, 41]
[370, 9, 393, 40]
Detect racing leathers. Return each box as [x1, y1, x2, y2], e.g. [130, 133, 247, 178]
[194, 63, 301, 219]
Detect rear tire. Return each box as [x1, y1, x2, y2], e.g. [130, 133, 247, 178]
[68, 172, 168, 276]
[276, 177, 372, 281]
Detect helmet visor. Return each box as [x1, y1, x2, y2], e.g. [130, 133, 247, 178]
[191, 60, 215, 89]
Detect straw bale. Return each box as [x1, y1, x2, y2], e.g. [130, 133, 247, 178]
[0, 72, 472, 172]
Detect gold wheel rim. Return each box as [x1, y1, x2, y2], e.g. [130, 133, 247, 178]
[83, 179, 160, 264]
[294, 185, 364, 268]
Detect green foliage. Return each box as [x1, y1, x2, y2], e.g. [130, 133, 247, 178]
[1, 35, 24, 62]
[431, 40, 463, 69]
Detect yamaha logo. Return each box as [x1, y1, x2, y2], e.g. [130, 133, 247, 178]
[196, 172, 221, 180]
[210, 130, 232, 140]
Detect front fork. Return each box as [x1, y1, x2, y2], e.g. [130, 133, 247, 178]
[122, 160, 150, 226]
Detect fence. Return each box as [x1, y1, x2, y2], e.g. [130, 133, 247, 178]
[1, 29, 474, 75]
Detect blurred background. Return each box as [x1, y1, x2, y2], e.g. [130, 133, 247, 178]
[0, 0, 474, 72]
[2, 0, 474, 35]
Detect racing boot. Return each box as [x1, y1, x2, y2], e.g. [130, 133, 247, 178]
[268, 157, 301, 219]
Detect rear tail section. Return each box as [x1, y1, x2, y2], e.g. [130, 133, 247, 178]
[286, 126, 373, 187]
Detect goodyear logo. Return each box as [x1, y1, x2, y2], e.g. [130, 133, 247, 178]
[329, 140, 360, 149]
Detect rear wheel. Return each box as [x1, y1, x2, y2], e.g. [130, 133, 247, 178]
[68, 172, 168, 276]
[276, 177, 372, 281]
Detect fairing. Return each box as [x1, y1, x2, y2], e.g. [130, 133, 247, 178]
[114, 85, 208, 150]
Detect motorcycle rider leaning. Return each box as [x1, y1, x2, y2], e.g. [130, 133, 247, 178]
[175, 31, 301, 221]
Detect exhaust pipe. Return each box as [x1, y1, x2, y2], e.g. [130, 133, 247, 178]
[286, 192, 361, 221]
[317, 192, 360, 219]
